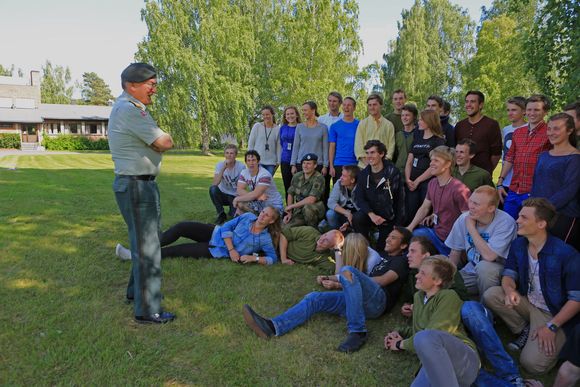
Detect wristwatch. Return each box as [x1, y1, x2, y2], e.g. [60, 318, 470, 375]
[253, 252, 259, 262]
[546, 321, 559, 333]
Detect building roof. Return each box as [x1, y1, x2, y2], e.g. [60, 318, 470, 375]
[0, 104, 112, 123]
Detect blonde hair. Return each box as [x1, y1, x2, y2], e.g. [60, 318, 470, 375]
[473, 185, 499, 208]
[421, 256, 456, 289]
[342, 233, 369, 273]
[430, 145, 455, 165]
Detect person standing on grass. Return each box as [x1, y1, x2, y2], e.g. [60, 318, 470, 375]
[328, 97, 359, 184]
[290, 101, 328, 176]
[108, 63, 175, 324]
[426, 95, 455, 147]
[500, 97, 528, 196]
[385, 257, 480, 387]
[386, 89, 407, 132]
[394, 103, 419, 175]
[242, 232, 409, 353]
[279, 106, 301, 198]
[319, 92, 344, 197]
[209, 144, 245, 225]
[247, 105, 281, 176]
[497, 95, 552, 220]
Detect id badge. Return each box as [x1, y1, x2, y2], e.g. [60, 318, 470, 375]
[287, 143, 292, 151]
[413, 158, 418, 167]
[265, 143, 270, 151]
[433, 214, 438, 225]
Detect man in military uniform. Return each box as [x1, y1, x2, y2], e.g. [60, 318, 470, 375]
[109, 63, 175, 324]
[283, 153, 326, 227]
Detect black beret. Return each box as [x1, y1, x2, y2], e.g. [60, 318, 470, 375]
[121, 63, 157, 83]
[301, 153, 318, 163]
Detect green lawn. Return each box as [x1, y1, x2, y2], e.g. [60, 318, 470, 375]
[0, 151, 555, 385]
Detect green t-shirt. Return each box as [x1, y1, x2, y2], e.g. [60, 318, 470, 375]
[386, 112, 404, 132]
[452, 164, 494, 193]
[282, 226, 335, 271]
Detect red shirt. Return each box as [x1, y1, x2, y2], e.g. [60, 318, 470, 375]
[505, 122, 551, 194]
[455, 115, 502, 174]
[426, 177, 470, 240]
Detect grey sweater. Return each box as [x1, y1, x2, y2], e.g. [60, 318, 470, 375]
[290, 122, 329, 166]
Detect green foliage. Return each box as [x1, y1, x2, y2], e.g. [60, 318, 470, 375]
[381, 0, 475, 111]
[40, 61, 74, 104]
[137, 0, 362, 151]
[0, 133, 21, 149]
[42, 135, 109, 151]
[463, 15, 539, 126]
[527, 0, 580, 109]
[81, 72, 114, 105]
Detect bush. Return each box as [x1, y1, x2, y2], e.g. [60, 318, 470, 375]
[0, 133, 21, 149]
[43, 135, 109, 151]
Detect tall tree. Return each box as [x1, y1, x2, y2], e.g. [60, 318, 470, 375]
[40, 61, 74, 104]
[0, 64, 14, 76]
[81, 72, 114, 105]
[463, 15, 538, 125]
[138, 0, 256, 153]
[381, 0, 475, 111]
[527, 0, 579, 109]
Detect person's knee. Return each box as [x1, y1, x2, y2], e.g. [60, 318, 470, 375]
[209, 185, 219, 196]
[557, 361, 580, 387]
[520, 354, 552, 375]
[482, 286, 504, 309]
[414, 330, 439, 354]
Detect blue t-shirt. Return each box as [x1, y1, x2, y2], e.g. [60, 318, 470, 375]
[328, 119, 359, 166]
[279, 124, 296, 164]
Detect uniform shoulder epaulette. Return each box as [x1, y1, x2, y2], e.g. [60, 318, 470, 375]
[128, 100, 145, 110]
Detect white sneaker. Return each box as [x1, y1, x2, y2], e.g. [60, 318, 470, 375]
[115, 243, 132, 261]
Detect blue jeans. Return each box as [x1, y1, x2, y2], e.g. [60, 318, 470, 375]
[326, 209, 347, 229]
[503, 191, 530, 220]
[271, 266, 386, 336]
[412, 226, 451, 255]
[113, 175, 163, 317]
[461, 301, 521, 386]
[261, 164, 277, 177]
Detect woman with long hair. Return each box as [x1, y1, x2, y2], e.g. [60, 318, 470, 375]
[279, 106, 301, 197]
[116, 206, 281, 265]
[248, 105, 281, 176]
[531, 113, 580, 250]
[404, 109, 446, 219]
[242, 232, 410, 353]
[290, 101, 328, 176]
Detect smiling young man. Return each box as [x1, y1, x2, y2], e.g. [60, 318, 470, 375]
[483, 198, 580, 374]
[497, 95, 552, 220]
[328, 97, 359, 183]
[352, 140, 405, 251]
[354, 94, 396, 167]
[406, 146, 470, 255]
[386, 89, 407, 132]
[209, 144, 245, 224]
[500, 97, 528, 192]
[326, 165, 360, 231]
[426, 95, 455, 147]
[452, 138, 494, 192]
[454, 91, 502, 174]
[445, 186, 517, 298]
[283, 153, 326, 228]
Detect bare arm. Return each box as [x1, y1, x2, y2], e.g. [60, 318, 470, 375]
[407, 199, 432, 231]
[236, 184, 268, 202]
[465, 217, 499, 262]
[212, 163, 227, 186]
[449, 249, 463, 266]
[150, 133, 173, 152]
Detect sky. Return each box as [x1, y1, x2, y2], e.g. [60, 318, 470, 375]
[2, 0, 491, 97]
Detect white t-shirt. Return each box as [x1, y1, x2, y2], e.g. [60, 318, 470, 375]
[238, 166, 283, 210]
[318, 112, 343, 132]
[365, 247, 381, 275]
[501, 124, 526, 188]
[445, 209, 517, 274]
[214, 160, 245, 196]
[527, 252, 549, 312]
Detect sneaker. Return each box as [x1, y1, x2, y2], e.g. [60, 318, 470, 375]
[337, 332, 368, 353]
[507, 325, 530, 351]
[242, 304, 274, 339]
[115, 243, 132, 261]
[215, 212, 227, 225]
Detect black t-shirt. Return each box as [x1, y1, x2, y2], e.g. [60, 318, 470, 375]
[370, 253, 409, 311]
[409, 135, 445, 180]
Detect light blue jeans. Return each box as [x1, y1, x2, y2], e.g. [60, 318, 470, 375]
[326, 209, 347, 229]
[271, 266, 386, 336]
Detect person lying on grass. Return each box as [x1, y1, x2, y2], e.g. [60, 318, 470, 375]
[242, 232, 410, 353]
[116, 206, 281, 265]
[385, 257, 480, 387]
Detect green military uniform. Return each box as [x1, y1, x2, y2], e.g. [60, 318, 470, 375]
[282, 226, 335, 271]
[287, 170, 326, 227]
[452, 164, 494, 192]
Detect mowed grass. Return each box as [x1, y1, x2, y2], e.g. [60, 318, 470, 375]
[0, 151, 555, 386]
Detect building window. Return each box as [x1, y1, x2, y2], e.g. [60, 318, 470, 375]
[0, 123, 14, 129]
[69, 123, 79, 134]
[89, 124, 97, 134]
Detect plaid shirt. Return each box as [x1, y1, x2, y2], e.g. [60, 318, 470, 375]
[505, 121, 551, 193]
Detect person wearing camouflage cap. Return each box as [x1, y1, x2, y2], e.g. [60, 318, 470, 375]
[109, 63, 175, 324]
[283, 153, 326, 228]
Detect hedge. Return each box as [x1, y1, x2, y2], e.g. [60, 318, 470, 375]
[0, 133, 21, 149]
[43, 135, 109, 151]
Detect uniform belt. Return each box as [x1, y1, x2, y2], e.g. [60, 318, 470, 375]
[119, 174, 156, 181]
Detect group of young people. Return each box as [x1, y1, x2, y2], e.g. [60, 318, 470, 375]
[112, 64, 579, 387]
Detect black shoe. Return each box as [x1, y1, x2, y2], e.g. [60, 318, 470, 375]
[242, 304, 274, 339]
[508, 325, 530, 351]
[215, 213, 227, 225]
[125, 296, 134, 304]
[337, 332, 367, 353]
[135, 311, 176, 324]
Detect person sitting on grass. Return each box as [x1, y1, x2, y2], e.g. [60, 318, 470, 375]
[325, 164, 360, 231]
[242, 232, 410, 353]
[116, 206, 281, 265]
[385, 257, 480, 387]
[209, 144, 245, 224]
[278, 226, 381, 275]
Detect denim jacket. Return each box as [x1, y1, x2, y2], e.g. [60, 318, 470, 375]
[209, 212, 278, 265]
[503, 235, 580, 333]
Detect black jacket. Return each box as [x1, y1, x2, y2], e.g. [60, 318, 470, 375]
[355, 159, 405, 225]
